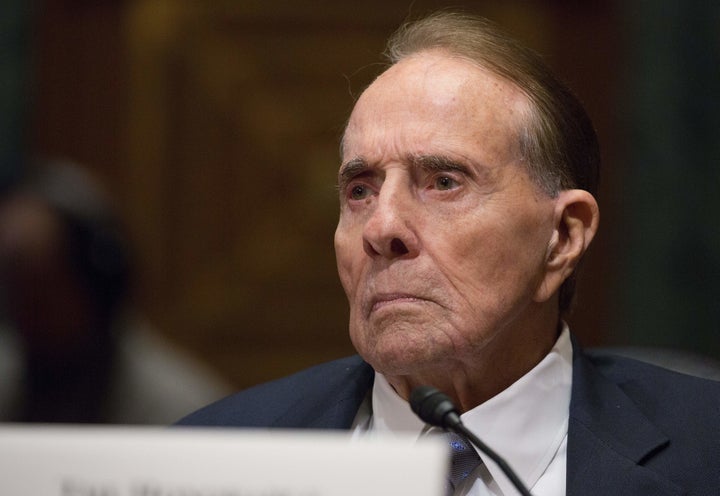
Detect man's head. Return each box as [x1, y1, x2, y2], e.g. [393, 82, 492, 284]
[385, 12, 600, 314]
[334, 12, 599, 406]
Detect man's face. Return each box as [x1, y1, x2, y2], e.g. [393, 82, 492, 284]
[335, 51, 559, 380]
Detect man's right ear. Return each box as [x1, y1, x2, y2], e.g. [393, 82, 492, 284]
[550, 189, 599, 267]
[535, 189, 599, 303]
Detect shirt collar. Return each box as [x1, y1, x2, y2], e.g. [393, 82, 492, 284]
[368, 324, 573, 492]
[461, 324, 572, 493]
[369, 371, 426, 434]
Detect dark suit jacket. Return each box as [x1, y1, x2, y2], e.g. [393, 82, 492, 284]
[178, 340, 720, 495]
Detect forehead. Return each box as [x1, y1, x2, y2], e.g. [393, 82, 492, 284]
[342, 50, 529, 163]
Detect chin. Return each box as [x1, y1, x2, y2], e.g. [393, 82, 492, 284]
[351, 324, 452, 376]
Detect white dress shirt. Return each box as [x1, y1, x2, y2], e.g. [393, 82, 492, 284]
[351, 325, 573, 495]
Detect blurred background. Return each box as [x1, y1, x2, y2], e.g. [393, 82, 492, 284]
[1, 0, 718, 420]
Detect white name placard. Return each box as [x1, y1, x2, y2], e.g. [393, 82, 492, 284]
[0, 426, 447, 496]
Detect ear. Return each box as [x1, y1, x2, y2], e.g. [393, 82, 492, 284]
[534, 189, 599, 303]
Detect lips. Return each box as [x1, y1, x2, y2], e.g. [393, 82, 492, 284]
[367, 292, 430, 316]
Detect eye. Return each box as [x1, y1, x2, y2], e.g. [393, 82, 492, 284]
[434, 175, 459, 190]
[350, 184, 370, 200]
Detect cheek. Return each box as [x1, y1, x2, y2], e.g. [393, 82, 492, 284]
[431, 215, 500, 272]
[435, 231, 508, 309]
[432, 216, 548, 304]
[334, 224, 361, 298]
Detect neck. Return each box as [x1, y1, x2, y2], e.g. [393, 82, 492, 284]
[385, 312, 561, 412]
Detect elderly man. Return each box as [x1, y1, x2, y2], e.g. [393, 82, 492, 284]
[179, 12, 719, 495]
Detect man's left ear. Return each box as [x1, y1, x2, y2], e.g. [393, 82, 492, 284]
[535, 189, 599, 302]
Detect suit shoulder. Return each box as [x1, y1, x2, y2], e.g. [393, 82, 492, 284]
[585, 350, 720, 425]
[175, 355, 373, 428]
[586, 349, 720, 388]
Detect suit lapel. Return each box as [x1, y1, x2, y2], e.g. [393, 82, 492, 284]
[567, 340, 683, 496]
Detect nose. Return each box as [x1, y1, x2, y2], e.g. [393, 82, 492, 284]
[362, 183, 420, 259]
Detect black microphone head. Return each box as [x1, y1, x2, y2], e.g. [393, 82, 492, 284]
[410, 385, 461, 429]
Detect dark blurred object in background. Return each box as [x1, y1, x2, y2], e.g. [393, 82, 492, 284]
[0, 160, 231, 424]
[0, 0, 30, 193]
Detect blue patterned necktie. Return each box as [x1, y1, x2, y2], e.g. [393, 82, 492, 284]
[445, 431, 483, 495]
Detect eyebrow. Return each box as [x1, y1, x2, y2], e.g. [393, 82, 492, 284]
[409, 154, 473, 176]
[337, 157, 369, 191]
[337, 154, 476, 191]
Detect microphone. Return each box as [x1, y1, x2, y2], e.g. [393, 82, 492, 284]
[410, 386, 533, 496]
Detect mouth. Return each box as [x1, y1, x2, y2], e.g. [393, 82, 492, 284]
[368, 293, 430, 315]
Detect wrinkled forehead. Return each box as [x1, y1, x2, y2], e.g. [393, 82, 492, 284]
[340, 50, 531, 170]
[341, 50, 530, 159]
